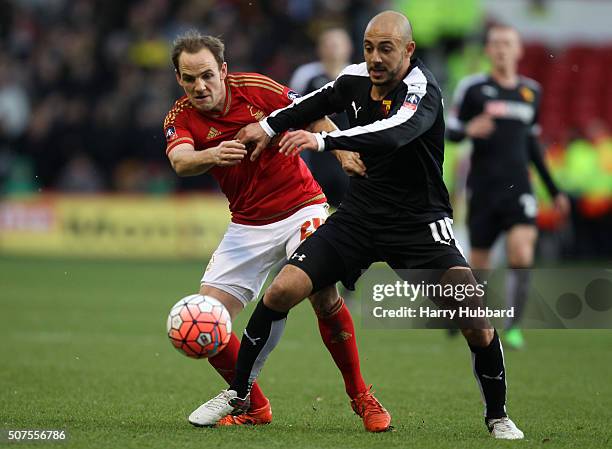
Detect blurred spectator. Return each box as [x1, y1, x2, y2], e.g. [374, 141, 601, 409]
[0, 53, 31, 194]
[1, 0, 392, 194]
[57, 153, 104, 193]
[0, 1, 610, 199]
[289, 28, 353, 207]
[0, 56, 30, 141]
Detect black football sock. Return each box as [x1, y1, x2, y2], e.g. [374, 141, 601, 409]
[469, 330, 507, 420]
[505, 267, 531, 328]
[230, 300, 288, 398]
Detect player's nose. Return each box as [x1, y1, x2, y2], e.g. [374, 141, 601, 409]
[371, 49, 383, 63]
[195, 78, 206, 92]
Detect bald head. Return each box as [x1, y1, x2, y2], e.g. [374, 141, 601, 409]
[366, 11, 413, 44]
[363, 10, 415, 88]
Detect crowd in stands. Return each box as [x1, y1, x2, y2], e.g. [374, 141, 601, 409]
[0, 0, 381, 193]
[1, 0, 610, 257]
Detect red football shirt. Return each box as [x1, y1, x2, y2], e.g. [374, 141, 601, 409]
[164, 73, 325, 225]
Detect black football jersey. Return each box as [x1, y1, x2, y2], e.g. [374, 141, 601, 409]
[447, 74, 546, 196]
[264, 58, 452, 225]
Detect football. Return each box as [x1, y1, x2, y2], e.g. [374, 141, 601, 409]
[166, 294, 232, 359]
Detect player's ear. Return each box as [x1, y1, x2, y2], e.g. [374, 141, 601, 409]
[220, 62, 228, 80]
[175, 69, 182, 86]
[405, 40, 416, 59]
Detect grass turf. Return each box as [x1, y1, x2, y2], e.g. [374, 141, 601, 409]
[1, 256, 611, 448]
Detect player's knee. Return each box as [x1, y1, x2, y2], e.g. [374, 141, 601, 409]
[263, 280, 294, 311]
[508, 245, 533, 267]
[309, 286, 340, 318]
[461, 328, 494, 347]
[441, 266, 477, 283]
[264, 267, 312, 312]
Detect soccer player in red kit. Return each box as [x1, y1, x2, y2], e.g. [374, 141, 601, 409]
[163, 31, 390, 432]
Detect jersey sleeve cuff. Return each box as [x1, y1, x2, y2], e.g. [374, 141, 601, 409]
[314, 132, 326, 152]
[166, 137, 194, 155]
[260, 119, 277, 138]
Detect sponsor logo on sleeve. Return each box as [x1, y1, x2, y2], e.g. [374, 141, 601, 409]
[165, 126, 177, 142]
[402, 93, 421, 110]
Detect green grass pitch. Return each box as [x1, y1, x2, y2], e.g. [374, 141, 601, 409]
[1, 257, 611, 448]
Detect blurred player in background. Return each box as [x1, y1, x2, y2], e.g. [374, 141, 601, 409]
[163, 31, 389, 431]
[192, 11, 524, 439]
[447, 25, 570, 349]
[289, 28, 353, 207]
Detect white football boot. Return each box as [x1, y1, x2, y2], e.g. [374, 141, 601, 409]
[487, 417, 525, 439]
[188, 390, 250, 427]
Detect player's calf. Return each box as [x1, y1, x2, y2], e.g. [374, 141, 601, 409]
[226, 266, 313, 399]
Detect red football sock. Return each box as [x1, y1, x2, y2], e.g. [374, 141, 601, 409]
[208, 332, 268, 409]
[317, 297, 367, 399]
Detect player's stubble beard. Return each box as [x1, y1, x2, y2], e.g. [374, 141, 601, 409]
[368, 54, 406, 87]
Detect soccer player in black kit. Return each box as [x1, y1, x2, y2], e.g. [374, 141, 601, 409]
[447, 25, 570, 349]
[190, 11, 524, 439]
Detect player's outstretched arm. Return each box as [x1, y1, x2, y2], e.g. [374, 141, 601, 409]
[307, 117, 367, 177]
[168, 140, 246, 176]
[313, 83, 441, 154]
[261, 73, 349, 142]
[279, 130, 368, 176]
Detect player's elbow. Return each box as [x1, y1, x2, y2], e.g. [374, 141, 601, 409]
[170, 158, 195, 177]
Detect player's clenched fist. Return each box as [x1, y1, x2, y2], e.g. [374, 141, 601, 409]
[211, 140, 247, 166]
[235, 122, 272, 161]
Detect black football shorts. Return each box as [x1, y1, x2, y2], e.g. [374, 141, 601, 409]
[468, 189, 537, 249]
[287, 210, 468, 293]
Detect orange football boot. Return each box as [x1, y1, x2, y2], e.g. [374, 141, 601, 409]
[216, 399, 272, 426]
[350, 386, 391, 432]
